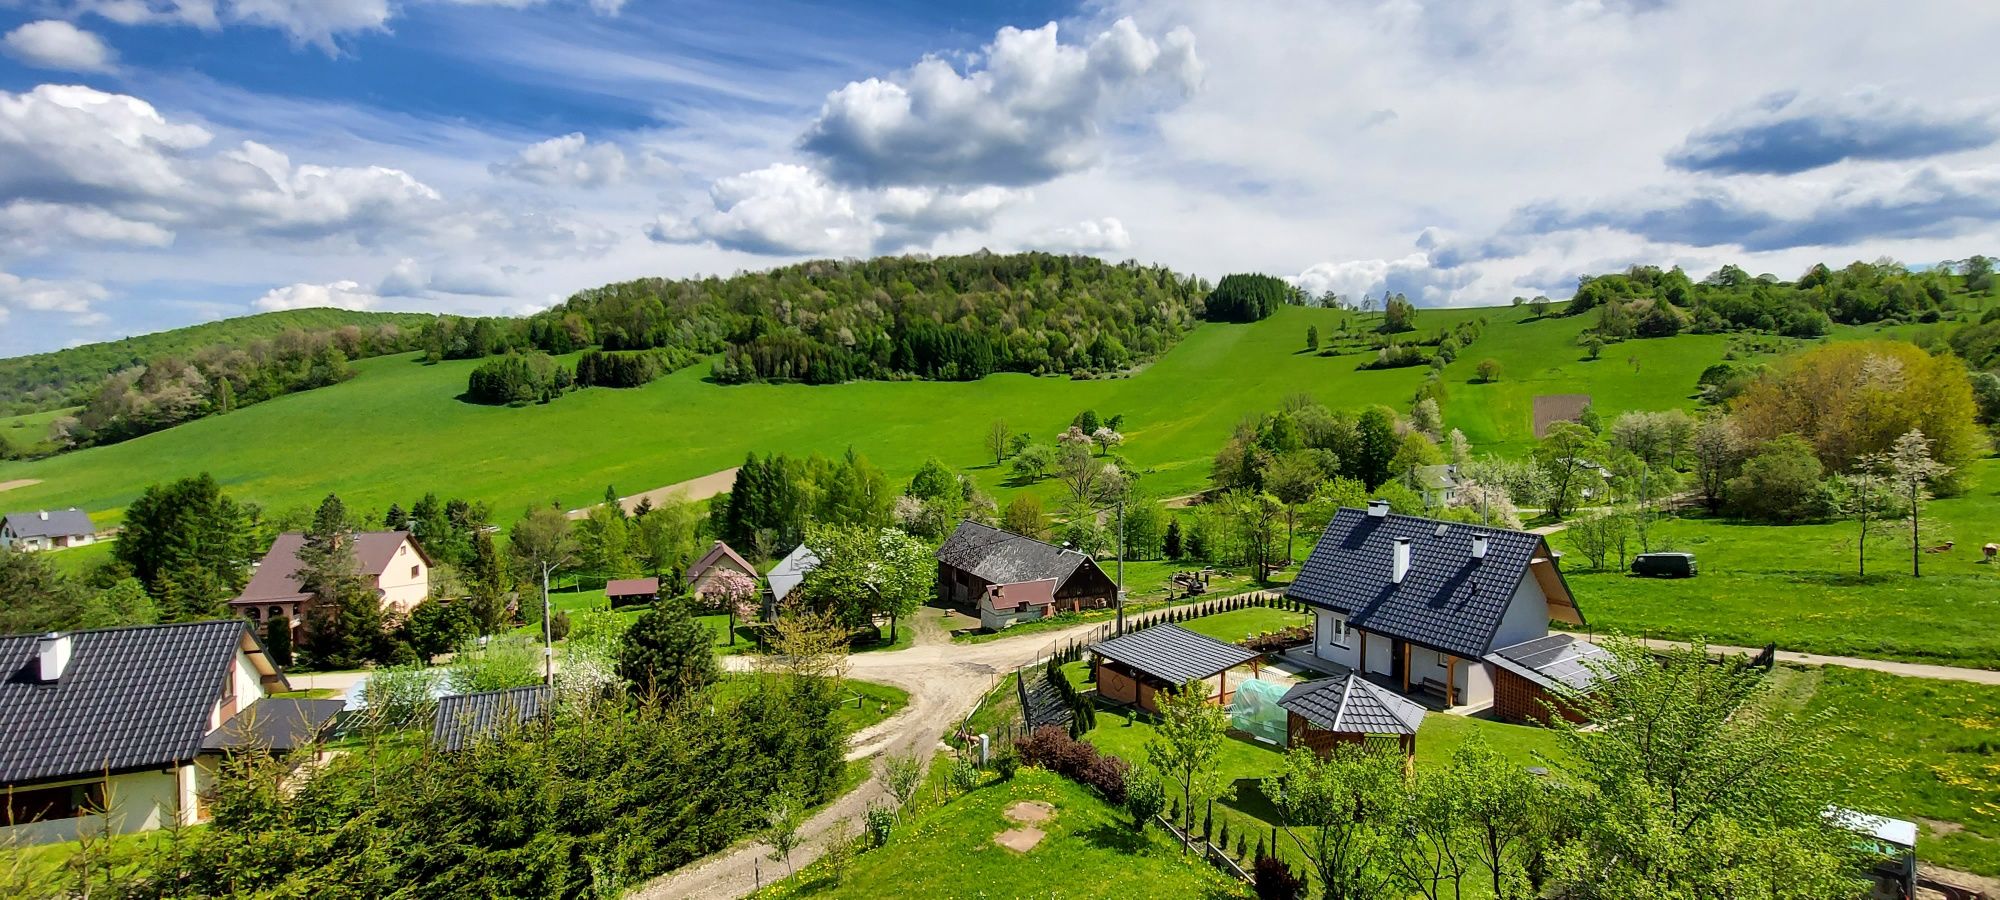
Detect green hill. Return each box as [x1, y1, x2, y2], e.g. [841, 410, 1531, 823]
[0, 308, 437, 414]
[0, 304, 1875, 525]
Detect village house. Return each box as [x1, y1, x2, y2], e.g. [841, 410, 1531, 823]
[1285, 501, 1606, 710]
[0, 621, 339, 845]
[936, 522, 1118, 626]
[0, 508, 96, 551]
[231, 531, 433, 640]
[685, 540, 757, 602]
[1412, 464, 1460, 508]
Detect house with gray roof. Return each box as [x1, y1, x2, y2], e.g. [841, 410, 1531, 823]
[1285, 501, 1586, 710]
[0, 620, 305, 845]
[1, 508, 96, 551]
[936, 521, 1117, 621]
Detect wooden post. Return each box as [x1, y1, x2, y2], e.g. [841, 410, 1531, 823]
[1445, 656, 1457, 706]
[1218, 668, 1228, 705]
[1401, 642, 1411, 693]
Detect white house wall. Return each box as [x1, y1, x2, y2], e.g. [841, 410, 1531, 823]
[1363, 632, 1394, 677]
[0, 769, 182, 845]
[1491, 571, 1556, 654]
[376, 540, 430, 615]
[1312, 611, 1361, 669]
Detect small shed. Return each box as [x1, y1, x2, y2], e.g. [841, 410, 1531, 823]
[1484, 633, 1613, 725]
[432, 685, 552, 752]
[605, 577, 660, 608]
[1279, 673, 1426, 761]
[978, 578, 1060, 631]
[1091, 624, 1261, 714]
[1828, 807, 1917, 900]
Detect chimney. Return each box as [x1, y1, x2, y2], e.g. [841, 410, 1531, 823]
[1471, 534, 1489, 560]
[1366, 499, 1390, 518]
[38, 510, 49, 521]
[36, 632, 72, 682]
[1392, 539, 1412, 584]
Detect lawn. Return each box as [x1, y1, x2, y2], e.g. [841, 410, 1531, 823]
[0, 304, 1788, 528]
[1572, 456, 2000, 669]
[755, 767, 1246, 899]
[1176, 606, 1309, 644]
[708, 675, 909, 735]
[1058, 650, 1567, 896]
[1786, 666, 2000, 878]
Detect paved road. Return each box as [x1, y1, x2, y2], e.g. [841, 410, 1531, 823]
[629, 607, 1106, 899]
[1634, 638, 2000, 685]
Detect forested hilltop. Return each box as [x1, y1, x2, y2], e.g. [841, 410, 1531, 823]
[432, 253, 1206, 390]
[0, 309, 435, 415]
[1560, 257, 1994, 338]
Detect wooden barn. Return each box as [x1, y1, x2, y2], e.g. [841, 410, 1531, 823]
[1484, 633, 1614, 725]
[936, 521, 1118, 614]
[1090, 623, 1261, 714]
[1278, 673, 1427, 762]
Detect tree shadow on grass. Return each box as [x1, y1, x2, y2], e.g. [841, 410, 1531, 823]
[1076, 821, 1151, 853]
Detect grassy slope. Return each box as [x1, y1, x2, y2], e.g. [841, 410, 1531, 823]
[1778, 666, 2000, 877]
[1571, 456, 2000, 668]
[757, 767, 1246, 900]
[0, 309, 438, 414]
[0, 304, 1773, 526]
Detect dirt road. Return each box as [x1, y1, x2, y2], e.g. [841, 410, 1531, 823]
[629, 608, 1103, 899]
[567, 468, 740, 520]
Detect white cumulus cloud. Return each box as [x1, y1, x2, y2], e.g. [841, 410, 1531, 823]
[648, 163, 876, 256]
[1029, 217, 1132, 252]
[3, 20, 118, 72]
[253, 279, 382, 311]
[801, 17, 1201, 188]
[491, 132, 629, 188]
[0, 268, 108, 324]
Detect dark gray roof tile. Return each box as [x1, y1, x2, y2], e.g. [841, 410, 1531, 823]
[431, 685, 550, 752]
[1485, 633, 1614, 692]
[1091, 624, 1259, 685]
[1285, 508, 1547, 659]
[937, 521, 1094, 587]
[1279, 674, 1427, 736]
[0, 620, 252, 783]
[2, 509, 94, 539]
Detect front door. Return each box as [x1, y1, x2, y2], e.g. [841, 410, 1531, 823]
[1390, 638, 1406, 688]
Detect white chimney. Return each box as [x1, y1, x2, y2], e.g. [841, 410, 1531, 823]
[1471, 534, 1489, 560]
[1366, 499, 1390, 518]
[38, 510, 49, 521]
[36, 632, 72, 682]
[1392, 539, 1412, 584]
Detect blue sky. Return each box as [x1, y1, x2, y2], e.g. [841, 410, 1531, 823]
[1, 0, 1997, 356]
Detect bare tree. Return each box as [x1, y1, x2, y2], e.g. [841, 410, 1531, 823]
[983, 419, 1012, 466]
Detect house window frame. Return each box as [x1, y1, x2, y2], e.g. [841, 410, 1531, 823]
[1327, 613, 1351, 649]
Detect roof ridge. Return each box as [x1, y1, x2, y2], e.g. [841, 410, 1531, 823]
[1, 618, 243, 640]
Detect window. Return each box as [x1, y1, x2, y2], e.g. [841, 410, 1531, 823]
[410, 565, 420, 579]
[268, 606, 284, 622]
[243, 607, 260, 621]
[5, 782, 105, 824]
[1327, 613, 1350, 649]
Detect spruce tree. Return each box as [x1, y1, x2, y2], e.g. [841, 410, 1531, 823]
[298, 494, 386, 668]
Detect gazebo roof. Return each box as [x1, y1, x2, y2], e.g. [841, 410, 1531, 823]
[1091, 624, 1260, 685]
[1279, 673, 1428, 736]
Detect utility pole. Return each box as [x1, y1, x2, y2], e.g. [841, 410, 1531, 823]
[540, 561, 555, 687]
[1115, 499, 1126, 633]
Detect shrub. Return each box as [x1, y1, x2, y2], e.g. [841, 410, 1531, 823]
[949, 757, 981, 794]
[994, 748, 1020, 781]
[1017, 726, 1132, 805]
[864, 803, 896, 848]
[1253, 855, 1306, 900]
[1124, 767, 1165, 830]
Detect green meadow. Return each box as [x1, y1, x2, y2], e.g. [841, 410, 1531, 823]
[0, 304, 1774, 524]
